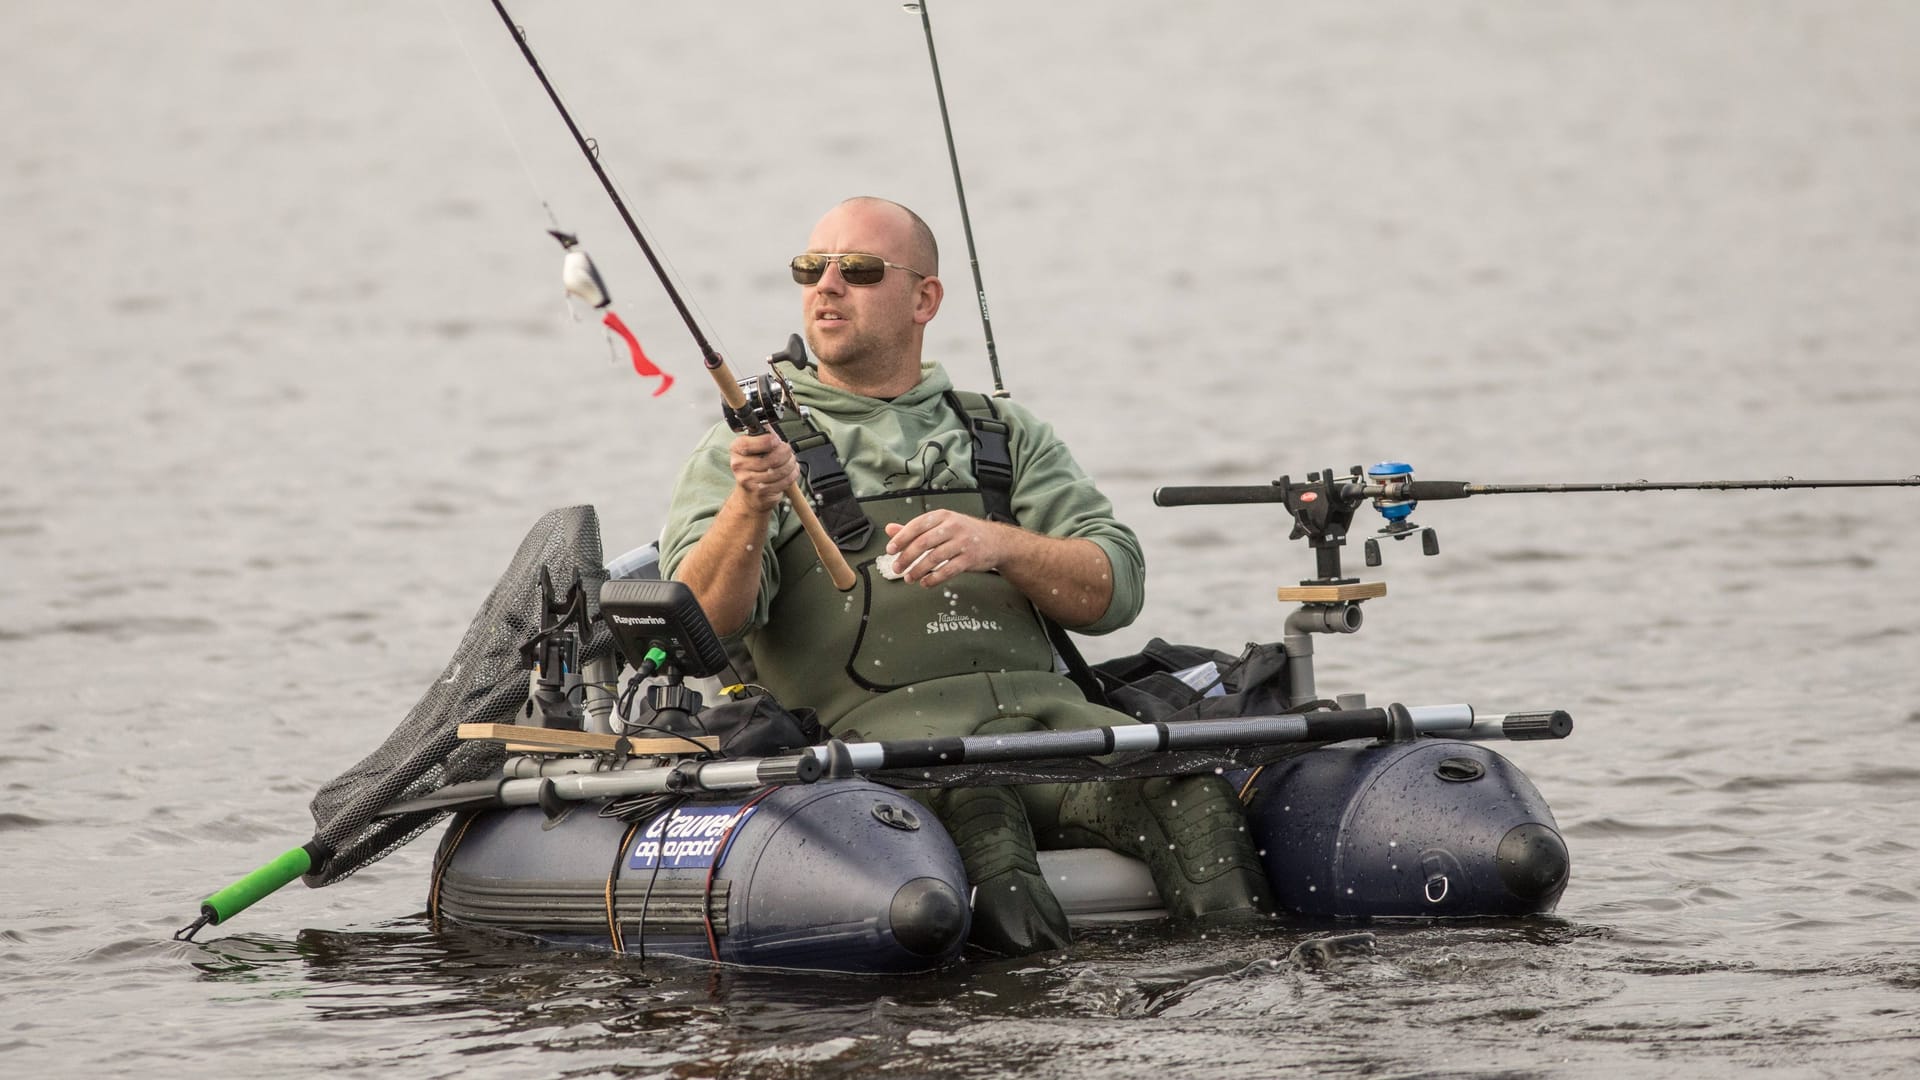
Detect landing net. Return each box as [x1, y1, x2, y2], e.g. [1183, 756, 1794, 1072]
[303, 505, 615, 886]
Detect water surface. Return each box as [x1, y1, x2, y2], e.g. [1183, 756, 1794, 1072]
[4, 2, 1919, 1076]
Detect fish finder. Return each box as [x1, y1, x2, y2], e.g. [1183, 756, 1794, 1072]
[598, 578, 732, 679]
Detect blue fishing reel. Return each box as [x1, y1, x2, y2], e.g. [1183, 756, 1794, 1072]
[1368, 461, 1417, 524]
[1364, 461, 1439, 567]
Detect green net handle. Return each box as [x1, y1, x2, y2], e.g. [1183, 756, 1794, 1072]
[200, 843, 320, 924]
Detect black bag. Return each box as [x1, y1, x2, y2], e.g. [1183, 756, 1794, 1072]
[634, 691, 824, 758]
[1092, 638, 1294, 724]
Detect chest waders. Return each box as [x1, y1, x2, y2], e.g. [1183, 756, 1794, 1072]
[748, 489, 1059, 730]
[744, 392, 1273, 955]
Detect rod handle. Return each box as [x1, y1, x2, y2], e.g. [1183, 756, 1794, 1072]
[707, 358, 752, 411]
[703, 359, 857, 592]
[1400, 480, 1475, 501]
[1153, 484, 1287, 507]
[785, 483, 858, 590]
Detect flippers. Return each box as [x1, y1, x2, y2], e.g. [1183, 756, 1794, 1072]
[914, 785, 1071, 957]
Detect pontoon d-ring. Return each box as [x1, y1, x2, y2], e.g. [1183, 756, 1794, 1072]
[1424, 874, 1450, 904]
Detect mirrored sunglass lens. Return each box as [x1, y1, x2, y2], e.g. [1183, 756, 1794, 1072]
[790, 254, 827, 284]
[838, 254, 887, 285]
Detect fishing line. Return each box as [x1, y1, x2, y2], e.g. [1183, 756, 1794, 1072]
[437, 0, 732, 372]
[468, 4, 859, 583]
[433, 0, 562, 231]
[485, 0, 726, 368]
[906, 0, 1006, 396]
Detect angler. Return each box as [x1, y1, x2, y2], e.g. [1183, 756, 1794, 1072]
[661, 196, 1276, 955]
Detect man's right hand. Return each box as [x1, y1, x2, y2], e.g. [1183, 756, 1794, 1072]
[675, 432, 798, 638]
[730, 433, 800, 513]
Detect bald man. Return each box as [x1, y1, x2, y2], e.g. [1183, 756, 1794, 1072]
[661, 197, 1272, 954]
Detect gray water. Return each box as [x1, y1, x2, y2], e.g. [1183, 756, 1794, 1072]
[5, 1, 1919, 1076]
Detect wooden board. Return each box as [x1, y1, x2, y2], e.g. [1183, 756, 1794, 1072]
[457, 722, 719, 755]
[1275, 581, 1388, 603]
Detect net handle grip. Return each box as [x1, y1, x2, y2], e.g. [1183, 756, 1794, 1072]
[182, 841, 325, 938]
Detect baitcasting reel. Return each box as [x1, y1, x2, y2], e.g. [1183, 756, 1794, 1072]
[1362, 461, 1441, 568]
[721, 334, 810, 435]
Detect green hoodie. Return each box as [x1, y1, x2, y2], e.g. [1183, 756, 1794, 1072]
[659, 361, 1144, 639]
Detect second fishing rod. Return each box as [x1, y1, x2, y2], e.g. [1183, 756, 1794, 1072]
[907, 0, 1005, 397]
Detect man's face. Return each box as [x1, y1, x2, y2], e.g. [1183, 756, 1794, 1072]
[800, 203, 935, 380]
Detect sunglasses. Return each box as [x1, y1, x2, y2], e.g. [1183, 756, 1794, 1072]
[790, 252, 927, 287]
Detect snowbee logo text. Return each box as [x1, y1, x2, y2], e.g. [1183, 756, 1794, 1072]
[925, 611, 1002, 634]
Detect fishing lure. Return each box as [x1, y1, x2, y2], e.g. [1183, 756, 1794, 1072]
[550, 229, 672, 397]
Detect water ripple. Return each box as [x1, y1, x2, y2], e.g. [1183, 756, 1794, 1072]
[0, 616, 219, 644]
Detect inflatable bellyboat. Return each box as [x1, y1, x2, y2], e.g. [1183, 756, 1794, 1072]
[427, 726, 1567, 972]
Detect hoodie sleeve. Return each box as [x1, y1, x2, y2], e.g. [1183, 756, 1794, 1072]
[996, 400, 1145, 635]
[657, 425, 785, 638]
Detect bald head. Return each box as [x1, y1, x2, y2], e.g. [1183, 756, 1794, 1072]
[800, 197, 945, 396]
[832, 196, 939, 277]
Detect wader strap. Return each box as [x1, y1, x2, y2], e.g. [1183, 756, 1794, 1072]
[946, 391, 1016, 525]
[770, 389, 1107, 706]
[777, 416, 873, 551]
[947, 391, 1107, 705]
[1044, 617, 1110, 706]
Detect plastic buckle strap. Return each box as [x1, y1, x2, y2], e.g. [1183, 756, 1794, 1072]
[944, 391, 1011, 474]
[968, 418, 1016, 524]
[1045, 617, 1108, 706]
[968, 417, 1013, 467]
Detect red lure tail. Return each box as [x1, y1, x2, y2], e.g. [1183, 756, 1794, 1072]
[602, 310, 672, 397]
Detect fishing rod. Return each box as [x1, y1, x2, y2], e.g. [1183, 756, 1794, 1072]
[1156, 473, 1920, 507]
[485, 1, 855, 591]
[1157, 461, 1920, 705]
[906, 0, 1006, 396]
[1155, 462, 1920, 580]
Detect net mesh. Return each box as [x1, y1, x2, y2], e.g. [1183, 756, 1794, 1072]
[303, 505, 615, 887]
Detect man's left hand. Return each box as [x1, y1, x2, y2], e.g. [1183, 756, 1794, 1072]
[884, 510, 1013, 589]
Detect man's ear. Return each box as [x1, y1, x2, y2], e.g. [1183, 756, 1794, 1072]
[913, 275, 944, 325]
